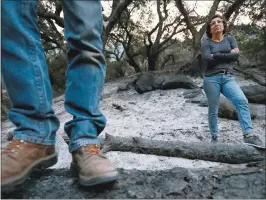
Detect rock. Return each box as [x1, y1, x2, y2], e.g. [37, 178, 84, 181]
[185, 94, 208, 107]
[135, 72, 163, 94]
[183, 89, 203, 99]
[241, 85, 266, 104]
[126, 190, 137, 198]
[218, 97, 257, 120]
[161, 75, 198, 90]
[1, 164, 265, 199]
[233, 66, 266, 86]
[238, 54, 252, 68]
[187, 96, 258, 119]
[176, 54, 204, 77]
[160, 179, 188, 198]
[117, 82, 133, 92]
[124, 66, 136, 77]
[198, 99, 208, 107]
[250, 73, 266, 86]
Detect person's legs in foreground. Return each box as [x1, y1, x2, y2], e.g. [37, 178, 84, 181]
[203, 74, 221, 143]
[63, 1, 118, 186]
[221, 75, 263, 146]
[1, 0, 60, 191]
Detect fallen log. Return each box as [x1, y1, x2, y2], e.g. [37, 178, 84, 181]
[102, 134, 265, 164]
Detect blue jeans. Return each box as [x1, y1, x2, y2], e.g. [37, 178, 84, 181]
[203, 74, 253, 138]
[2, 0, 106, 152]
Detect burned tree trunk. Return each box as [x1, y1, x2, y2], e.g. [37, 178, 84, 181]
[127, 54, 142, 73]
[102, 134, 265, 164]
[148, 55, 157, 71]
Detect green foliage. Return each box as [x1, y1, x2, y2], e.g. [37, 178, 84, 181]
[234, 33, 264, 52]
[232, 24, 264, 52]
[47, 52, 67, 90]
[37, 0, 64, 53]
[106, 61, 126, 80]
[230, 24, 265, 66]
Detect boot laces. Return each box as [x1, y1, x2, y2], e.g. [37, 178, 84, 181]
[2, 140, 26, 155]
[84, 144, 102, 157]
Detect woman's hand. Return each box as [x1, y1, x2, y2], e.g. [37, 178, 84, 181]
[231, 48, 240, 53]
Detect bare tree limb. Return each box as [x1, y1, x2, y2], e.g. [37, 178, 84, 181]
[55, 1, 62, 16]
[198, 0, 220, 37]
[175, 0, 197, 38]
[159, 20, 184, 49]
[155, 0, 169, 44]
[109, 6, 142, 72]
[40, 32, 60, 48]
[224, 0, 247, 20]
[47, 19, 63, 41]
[104, 0, 133, 44]
[228, 7, 240, 30]
[37, 11, 64, 28]
[147, 23, 160, 45]
[104, 48, 122, 61]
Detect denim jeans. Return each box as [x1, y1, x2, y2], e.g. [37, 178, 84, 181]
[2, 0, 106, 152]
[203, 73, 253, 137]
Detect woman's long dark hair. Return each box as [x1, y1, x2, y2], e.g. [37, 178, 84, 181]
[206, 14, 229, 38]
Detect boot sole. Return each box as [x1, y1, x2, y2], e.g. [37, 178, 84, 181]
[245, 143, 266, 150]
[1, 153, 57, 192]
[71, 163, 119, 186]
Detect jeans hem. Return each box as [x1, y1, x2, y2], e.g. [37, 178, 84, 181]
[69, 138, 100, 153]
[210, 132, 219, 137]
[13, 133, 55, 145]
[243, 129, 253, 136]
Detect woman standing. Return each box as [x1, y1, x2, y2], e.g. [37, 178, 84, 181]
[201, 14, 262, 146]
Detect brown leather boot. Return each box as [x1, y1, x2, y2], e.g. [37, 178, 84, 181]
[1, 140, 57, 191]
[71, 144, 118, 186]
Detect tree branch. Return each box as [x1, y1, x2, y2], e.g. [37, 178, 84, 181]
[55, 1, 62, 16]
[155, 0, 169, 44]
[224, 0, 247, 20]
[147, 22, 160, 45]
[199, 0, 220, 37]
[37, 11, 64, 28]
[47, 19, 63, 41]
[158, 42, 174, 55]
[158, 20, 183, 49]
[105, 0, 133, 42]
[175, 0, 197, 38]
[41, 32, 60, 48]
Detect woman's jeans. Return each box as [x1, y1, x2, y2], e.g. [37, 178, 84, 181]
[1, 0, 106, 152]
[203, 73, 253, 138]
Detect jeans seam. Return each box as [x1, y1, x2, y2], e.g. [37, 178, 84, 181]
[13, 132, 55, 145]
[204, 76, 221, 135]
[21, 1, 46, 135]
[235, 104, 250, 131]
[222, 79, 251, 132]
